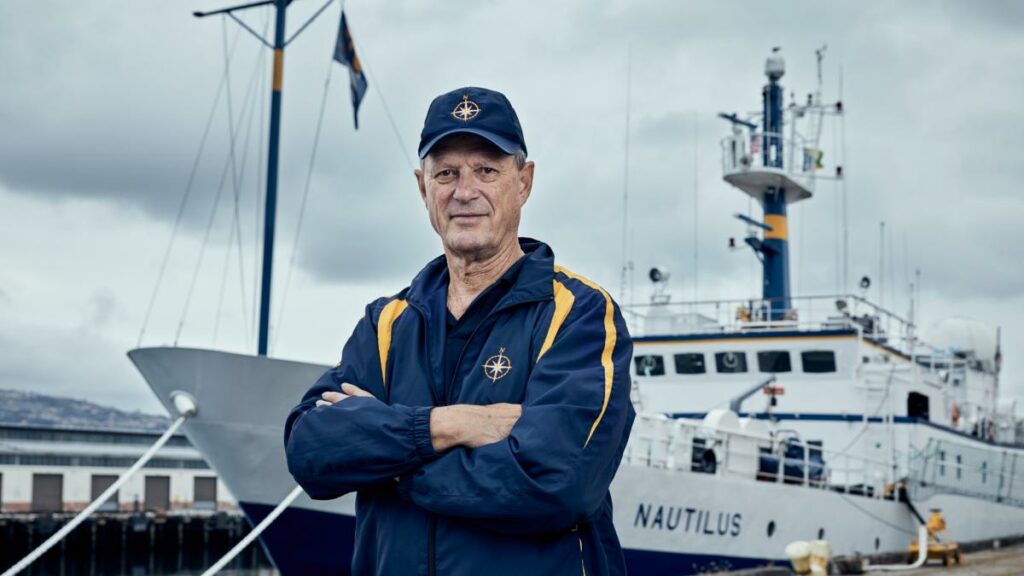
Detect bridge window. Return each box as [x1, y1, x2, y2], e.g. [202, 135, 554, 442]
[715, 351, 748, 373]
[634, 355, 665, 376]
[757, 351, 792, 373]
[801, 350, 837, 373]
[674, 353, 706, 375]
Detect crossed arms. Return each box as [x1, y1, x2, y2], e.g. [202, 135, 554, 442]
[284, 293, 634, 534]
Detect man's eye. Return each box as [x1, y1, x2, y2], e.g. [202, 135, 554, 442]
[435, 169, 455, 178]
[478, 167, 497, 175]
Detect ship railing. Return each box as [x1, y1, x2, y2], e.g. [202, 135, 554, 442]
[623, 293, 919, 350]
[720, 130, 835, 183]
[624, 413, 894, 499]
[907, 437, 1024, 508]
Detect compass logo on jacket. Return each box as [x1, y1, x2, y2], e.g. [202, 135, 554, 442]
[482, 347, 512, 382]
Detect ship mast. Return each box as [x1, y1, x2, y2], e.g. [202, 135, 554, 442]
[719, 48, 842, 321]
[194, 0, 334, 356]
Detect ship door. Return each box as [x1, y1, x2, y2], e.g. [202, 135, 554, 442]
[31, 473, 63, 512]
[908, 392, 930, 421]
[145, 475, 170, 512]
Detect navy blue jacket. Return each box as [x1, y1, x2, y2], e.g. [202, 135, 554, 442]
[285, 239, 635, 576]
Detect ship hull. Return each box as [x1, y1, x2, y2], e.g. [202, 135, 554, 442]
[129, 347, 1024, 575]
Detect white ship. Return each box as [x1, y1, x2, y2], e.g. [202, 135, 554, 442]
[130, 43, 1024, 575]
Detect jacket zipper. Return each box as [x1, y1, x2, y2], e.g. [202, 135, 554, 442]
[408, 295, 549, 575]
[578, 533, 587, 576]
[428, 515, 437, 576]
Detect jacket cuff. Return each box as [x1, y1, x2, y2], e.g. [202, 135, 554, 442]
[411, 406, 439, 461]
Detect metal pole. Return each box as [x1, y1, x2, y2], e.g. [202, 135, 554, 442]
[258, 0, 287, 356]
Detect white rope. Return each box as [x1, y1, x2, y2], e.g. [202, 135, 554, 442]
[1, 414, 191, 576]
[863, 525, 928, 571]
[200, 485, 304, 575]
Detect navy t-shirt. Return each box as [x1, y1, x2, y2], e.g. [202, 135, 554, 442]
[443, 256, 526, 395]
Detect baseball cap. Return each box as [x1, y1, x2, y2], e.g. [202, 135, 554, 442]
[417, 86, 527, 159]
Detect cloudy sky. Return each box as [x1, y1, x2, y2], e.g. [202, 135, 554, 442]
[2, 0, 1022, 415]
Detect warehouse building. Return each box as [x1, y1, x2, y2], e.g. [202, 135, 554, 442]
[0, 423, 235, 513]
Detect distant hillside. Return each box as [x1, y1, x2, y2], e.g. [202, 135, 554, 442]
[0, 389, 171, 432]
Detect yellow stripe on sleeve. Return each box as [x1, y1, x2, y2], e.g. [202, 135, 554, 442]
[537, 280, 575, 362]
[377, 299, 408, 388]
[554, 266, 616, 448]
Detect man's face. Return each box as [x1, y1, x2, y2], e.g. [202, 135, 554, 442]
[415, 135, 534, 260]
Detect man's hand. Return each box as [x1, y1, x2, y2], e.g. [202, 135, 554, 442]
[315, 383, 375, 407]
[430, 403, 522, 452]
[315, 384, 521, 453]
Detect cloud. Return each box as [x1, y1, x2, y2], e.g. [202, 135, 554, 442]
[1, 0, 1023, 412]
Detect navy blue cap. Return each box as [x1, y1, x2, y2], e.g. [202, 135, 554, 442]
[418, 86, 527, 159]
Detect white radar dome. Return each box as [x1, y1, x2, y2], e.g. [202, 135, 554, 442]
[924, 316, 999, 370]
[765, 49, 785, 81]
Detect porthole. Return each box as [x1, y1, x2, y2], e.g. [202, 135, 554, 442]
[766, 521, 776, 537]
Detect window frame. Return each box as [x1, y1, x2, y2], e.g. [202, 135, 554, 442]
[633, 354, 666, 377]
[757, 350, 792, 373]
[673, 352, 707, 375]
[714, 351, 749, 374]
[801, 350, 838, 373]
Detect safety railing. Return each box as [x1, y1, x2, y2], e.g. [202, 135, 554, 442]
[622, 293, 917, 349]
[720, 130, 827, 180]
[908, 437, 1024, 508]
[623, 413, 894, 499]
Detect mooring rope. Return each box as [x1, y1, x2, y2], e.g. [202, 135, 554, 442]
[199, 485, 304, 575]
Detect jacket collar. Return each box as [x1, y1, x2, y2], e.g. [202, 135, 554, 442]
[405, 237, 555, 311]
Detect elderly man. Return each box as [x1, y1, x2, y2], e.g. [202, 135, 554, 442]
[284, 87, 635, 576]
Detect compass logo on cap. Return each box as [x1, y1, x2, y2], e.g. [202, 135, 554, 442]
[451, 95, 481, 122]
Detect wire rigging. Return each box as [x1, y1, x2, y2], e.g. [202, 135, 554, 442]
[272, 13, 414, 352]
[357, 39, 415, 172]
[176, 24, 267, 346]
[135, 27, 243, 348]
[220, 15, 255, 348]
[272, 57, 335, 353]
[214, 28, 268, 347]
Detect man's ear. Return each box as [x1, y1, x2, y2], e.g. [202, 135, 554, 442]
[518, 160, 535, 206]
[415, 167, 427, 204]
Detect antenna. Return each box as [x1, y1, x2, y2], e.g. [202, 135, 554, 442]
[879, 221, 885, 308]
[693, 117, 699, 302]
[618, 44, 633, 305]
[914, 267, 922, 329]
[814, 44, 827, 105]
[995, 326, 1003, 375]
[839, 60, 849, 293]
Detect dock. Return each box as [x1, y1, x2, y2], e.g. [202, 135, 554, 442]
[896, 542, 1024, 576]
[0, 511, 273, 574]
[718, 538, 1024, 575]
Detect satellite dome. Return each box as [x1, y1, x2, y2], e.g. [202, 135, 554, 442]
[924, 316, 999, 371]
[765, 47, 785, 81]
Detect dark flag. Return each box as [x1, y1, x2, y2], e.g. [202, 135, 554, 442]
[334, 11, 368, 129]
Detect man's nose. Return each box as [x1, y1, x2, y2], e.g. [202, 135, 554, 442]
[451, 174, 478, 202]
